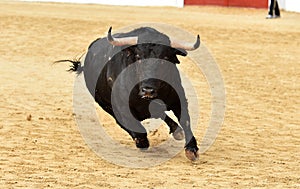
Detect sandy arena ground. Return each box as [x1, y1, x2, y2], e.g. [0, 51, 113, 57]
[0, 1, 299, 188]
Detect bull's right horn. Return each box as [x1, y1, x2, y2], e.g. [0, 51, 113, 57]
[107, 27, 138, 47]
[170, 35, 200, 51]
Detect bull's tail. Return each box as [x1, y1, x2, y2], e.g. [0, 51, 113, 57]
[54, 59, 83, 73]
[54, 53, 85, 74]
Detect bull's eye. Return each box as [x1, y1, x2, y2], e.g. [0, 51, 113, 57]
[135, 54, 141, 59]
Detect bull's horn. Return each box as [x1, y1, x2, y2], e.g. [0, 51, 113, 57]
[107, 27, 138, 46]
[171, 35, 200, 51]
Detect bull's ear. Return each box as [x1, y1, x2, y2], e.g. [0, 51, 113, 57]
[168, 48, 187, 64]
[170, 48, 187, 64]
[174, 48, 187, 57]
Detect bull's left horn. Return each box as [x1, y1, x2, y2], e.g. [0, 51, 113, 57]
[107, 27, 138, 46]
[171, 35, 200, 51]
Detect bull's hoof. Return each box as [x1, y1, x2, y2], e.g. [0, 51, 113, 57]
[172, 127, 184, 140]
[185, 149, 199, 161]
[134, 137, 149, 149]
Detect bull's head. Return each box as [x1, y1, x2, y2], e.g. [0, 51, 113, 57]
[107, 27, 200, 99]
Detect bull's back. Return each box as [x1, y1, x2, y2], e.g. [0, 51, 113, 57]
[83, 38, 113, 98]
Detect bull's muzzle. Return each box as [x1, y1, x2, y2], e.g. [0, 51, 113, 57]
[139, 87, 158, 99]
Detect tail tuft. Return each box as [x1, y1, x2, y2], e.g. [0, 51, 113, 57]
[54, 59, 83, 74]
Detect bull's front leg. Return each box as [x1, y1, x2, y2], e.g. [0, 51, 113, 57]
[173, 100, 199, 161]
[114, 111, 149, 150]
[111, 90, 150, 149]
[181, 112, 199, 161]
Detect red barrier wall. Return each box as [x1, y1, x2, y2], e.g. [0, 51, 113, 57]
[185, 0, 228, 6]
[185, 0, 268, 8]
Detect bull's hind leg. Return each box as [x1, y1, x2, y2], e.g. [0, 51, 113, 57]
[164, 115, 184, 140]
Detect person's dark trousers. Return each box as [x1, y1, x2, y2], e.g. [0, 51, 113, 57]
[268, 0, 281, 16]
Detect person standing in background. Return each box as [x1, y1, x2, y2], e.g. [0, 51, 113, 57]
[266, 0, 281, 19]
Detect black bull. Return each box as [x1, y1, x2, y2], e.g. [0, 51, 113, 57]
[65, 27, 201, 161]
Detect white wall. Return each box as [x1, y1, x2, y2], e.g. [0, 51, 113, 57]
[20, 0, 300, 12]
[21, 0, 184, 7]
[274, 0, 300, 13]
[285, 0, 300, 13]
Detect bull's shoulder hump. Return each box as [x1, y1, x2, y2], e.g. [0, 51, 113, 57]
[88, 37, 106, 49]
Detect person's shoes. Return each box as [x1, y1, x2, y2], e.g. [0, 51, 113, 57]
[274, 15, 281, 18]
[266, 14, 273, 19]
